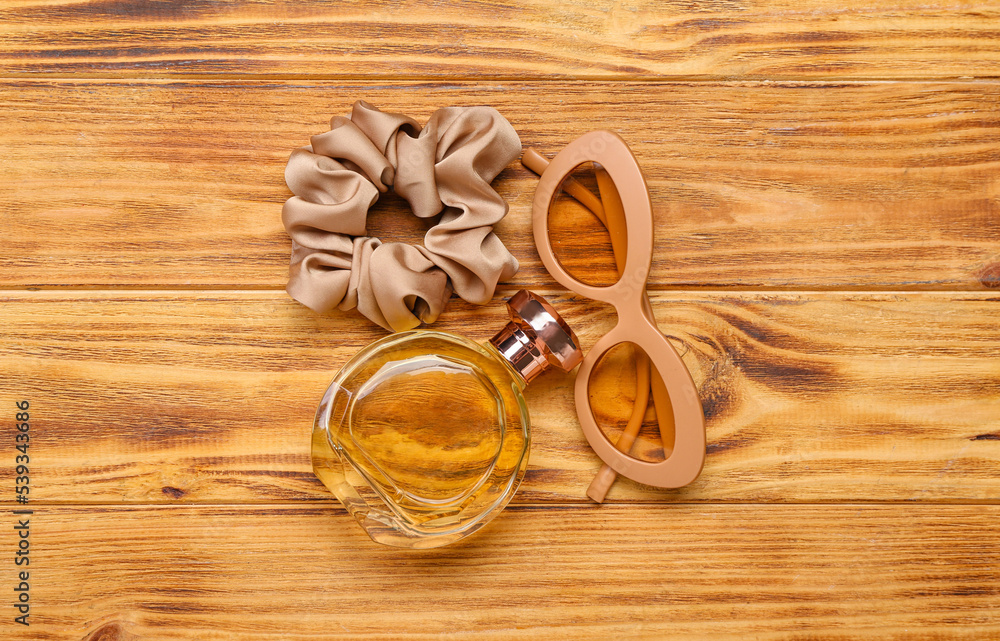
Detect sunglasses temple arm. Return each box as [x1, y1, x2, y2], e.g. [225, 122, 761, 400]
[639, 295, 676, 453]
[587, 351, 651, 503]
[648, 364, 675, 458]
[595, 167, 630, 275]
[521, 148, 608, 226]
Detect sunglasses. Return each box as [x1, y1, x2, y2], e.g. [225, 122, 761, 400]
[523, 130, 706, 501]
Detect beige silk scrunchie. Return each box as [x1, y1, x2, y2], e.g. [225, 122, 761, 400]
[281, 100, 521, 332]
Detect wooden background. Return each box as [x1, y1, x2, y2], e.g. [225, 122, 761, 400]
[1, 1, 999, 639]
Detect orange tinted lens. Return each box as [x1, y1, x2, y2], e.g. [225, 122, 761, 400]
[546, 162, 624, 288]
[587, 342, 675, 464]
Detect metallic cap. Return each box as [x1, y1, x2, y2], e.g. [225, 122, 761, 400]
[488, 290, 583, 385]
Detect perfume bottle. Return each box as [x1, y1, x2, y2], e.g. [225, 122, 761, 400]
[312, 290, 582, 549]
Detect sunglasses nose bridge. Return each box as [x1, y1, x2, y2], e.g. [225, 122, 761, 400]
[600, 269, 649, 314]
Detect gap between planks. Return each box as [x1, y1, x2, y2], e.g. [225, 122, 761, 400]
[0, 74, 996, 82]
[1, 76, 998, 85]
[1, 287, 998, 295]
[3, 500, 999, 507]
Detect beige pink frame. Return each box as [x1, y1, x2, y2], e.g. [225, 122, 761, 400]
[531, 130, 706, 488]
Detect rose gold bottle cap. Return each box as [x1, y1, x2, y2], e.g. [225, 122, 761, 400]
[488, 290, 583, 384]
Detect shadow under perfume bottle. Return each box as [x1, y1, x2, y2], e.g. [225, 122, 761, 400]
[312, 290, 583, 549]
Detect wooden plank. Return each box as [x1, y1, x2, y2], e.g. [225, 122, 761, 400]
[1, 1, 998, 79]
[2, 504, 997, 639]
[1, 80, 998, 290]
[1, 290, 996, 505]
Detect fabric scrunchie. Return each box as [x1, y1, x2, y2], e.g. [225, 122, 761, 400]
[281, 100, 521, 332]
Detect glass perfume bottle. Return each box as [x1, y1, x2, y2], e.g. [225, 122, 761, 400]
[312, 290, 582, 549]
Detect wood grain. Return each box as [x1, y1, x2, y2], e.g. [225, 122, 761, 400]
[2, 504, 997, 639]
[1, 80, 998, 291]
[3, 1, 998, 635]
[1, 0, 999, 79]
[1, 290, 996, 505]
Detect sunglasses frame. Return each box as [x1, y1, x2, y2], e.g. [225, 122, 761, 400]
[532, 130, 706, 488]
